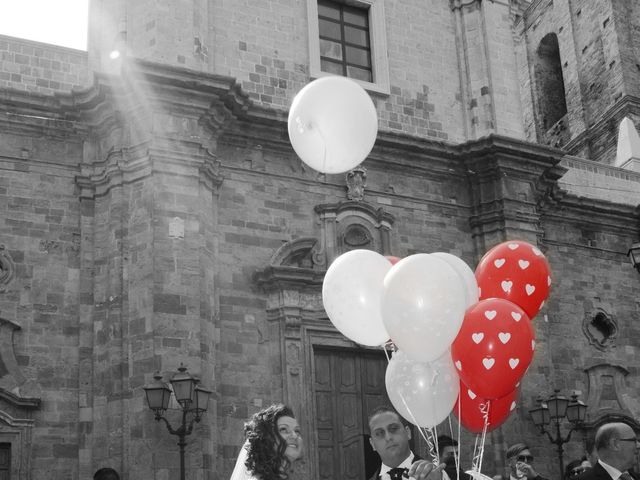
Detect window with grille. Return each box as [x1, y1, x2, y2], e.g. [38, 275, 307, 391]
[318, 0, 372, 82]
[307, 0, 390, 94]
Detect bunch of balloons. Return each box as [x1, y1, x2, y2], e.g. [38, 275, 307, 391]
[289, 77, 553, 434]
[451, 240, 551, 433]
[321, 240, 552, 433]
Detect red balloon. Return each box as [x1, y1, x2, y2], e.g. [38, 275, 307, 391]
[453, 381, 519, 433]
[475, 240, 552, 319]
[451, 298, 535, 399]
[385, 255, 401, 265]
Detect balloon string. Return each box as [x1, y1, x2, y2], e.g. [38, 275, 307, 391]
[470, 401, 490, 479]
[448, 415, 461, 480]
[395, 390, 439, 466]
[382, 342, 437, 466]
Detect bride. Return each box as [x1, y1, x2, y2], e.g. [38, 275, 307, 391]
[230, 404, 303, 480]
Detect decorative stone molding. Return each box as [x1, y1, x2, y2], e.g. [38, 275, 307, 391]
[0, 390, 40, 480]
[267, 237, 326, 270]
[314, 200, 395, 264]
[0, 246, 15, 293]
[346, 166, 367, 201]
[582, 308, 618, 351]
[583, 363, 635, 427]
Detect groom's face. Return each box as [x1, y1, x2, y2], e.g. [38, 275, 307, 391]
[369, 411, 412, 468]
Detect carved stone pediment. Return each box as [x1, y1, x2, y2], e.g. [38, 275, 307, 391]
[583, 363, 634, 427]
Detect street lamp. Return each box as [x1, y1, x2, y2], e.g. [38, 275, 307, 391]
[529, 390, 588, 477]
[143, 364, 212, 480]
[628, 243, 640, 273]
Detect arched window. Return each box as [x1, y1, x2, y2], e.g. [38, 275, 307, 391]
[534, 33, 567, 132]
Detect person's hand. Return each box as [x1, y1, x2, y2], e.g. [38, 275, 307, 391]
[517, 462, 539, 480]
[408, 461, 446, 480]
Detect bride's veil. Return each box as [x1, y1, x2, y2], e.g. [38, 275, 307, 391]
[230, 441, 254, 480]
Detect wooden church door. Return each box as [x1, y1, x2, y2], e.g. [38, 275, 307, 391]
[314, 348, 390, 480]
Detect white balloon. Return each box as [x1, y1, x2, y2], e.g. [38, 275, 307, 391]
[287, 76, 378, 174]
[322, 249, 391, 346]
[382, 254, 467, 362]
[385, 349, 460, 428]
[431, 252, 479, 308]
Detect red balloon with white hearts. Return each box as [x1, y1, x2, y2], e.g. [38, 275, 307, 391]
[475, 240, 552, 319]
[451, 298, 535, 400]
[453, 380, 519, 433]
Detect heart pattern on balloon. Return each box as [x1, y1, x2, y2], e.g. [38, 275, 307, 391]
[452, 298, 534, 399]
[482, 358, 495, 369]
[472, 333, 484, 344]
[474, 240, 552, 319]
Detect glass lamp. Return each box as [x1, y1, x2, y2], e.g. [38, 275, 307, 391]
[547, 390, 569, 420]
[529, 401, 550, 428]
[566, 394, 587, 424]
[628, 243, 640, 272]
[143, 372, 172, 414]
[170, 364, 196, 405]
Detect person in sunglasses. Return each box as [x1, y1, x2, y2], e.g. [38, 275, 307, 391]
[576, 422, 639, 480]
[505, 444, 549, 480]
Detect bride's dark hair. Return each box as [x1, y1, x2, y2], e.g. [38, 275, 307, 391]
[244, 403, 296, 480]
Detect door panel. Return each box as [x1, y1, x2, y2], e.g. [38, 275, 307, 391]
[314, 348, 389, 480]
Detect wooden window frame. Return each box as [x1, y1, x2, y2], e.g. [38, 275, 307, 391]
[307, 0, 390, 95]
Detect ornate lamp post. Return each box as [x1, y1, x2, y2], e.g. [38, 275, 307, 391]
[628, 243, 640, 273]
[143, 364, 212, 480]
[529, 390, 588, 477]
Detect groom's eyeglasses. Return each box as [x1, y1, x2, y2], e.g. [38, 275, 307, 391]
[618, 437, 639, 444]
[517, 455, 534, 463]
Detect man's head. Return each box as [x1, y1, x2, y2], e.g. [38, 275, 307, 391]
[506, 443, 534, 477]
[438, 435, 458, 467]
[94, 467, 120, 480]
[368, 406, 412, 468]
[594, 422, 639, 471]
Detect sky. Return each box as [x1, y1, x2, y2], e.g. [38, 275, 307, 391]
[0, 0, 88, 50]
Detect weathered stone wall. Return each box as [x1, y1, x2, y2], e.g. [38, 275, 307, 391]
[0, 115, 84, 477]
[0, 34, 90, 94]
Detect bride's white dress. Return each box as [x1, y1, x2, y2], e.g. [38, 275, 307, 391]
[230, 442, 258, 480]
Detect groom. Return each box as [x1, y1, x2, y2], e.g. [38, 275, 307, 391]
[368, 406, 446, 480]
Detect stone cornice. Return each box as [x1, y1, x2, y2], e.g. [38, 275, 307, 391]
[541, 193, 640, 235]
[458, 134, 567, 178]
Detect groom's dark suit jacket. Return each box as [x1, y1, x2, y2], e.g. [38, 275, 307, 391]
[368, 454, 422, 480]
[577, 463, 639, 480]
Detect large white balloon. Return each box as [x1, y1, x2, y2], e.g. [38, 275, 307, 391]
[385, 349, 460, 428]
[322, 249, 390, 346]
[288, 76, 378, 174]
[431, 252, 479, 308]
[382, 254, 467, 362]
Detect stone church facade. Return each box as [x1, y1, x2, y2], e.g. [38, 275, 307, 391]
[0, 0, 638, 479]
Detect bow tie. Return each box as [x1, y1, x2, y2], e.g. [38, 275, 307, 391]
[388, 467, 409, 480]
